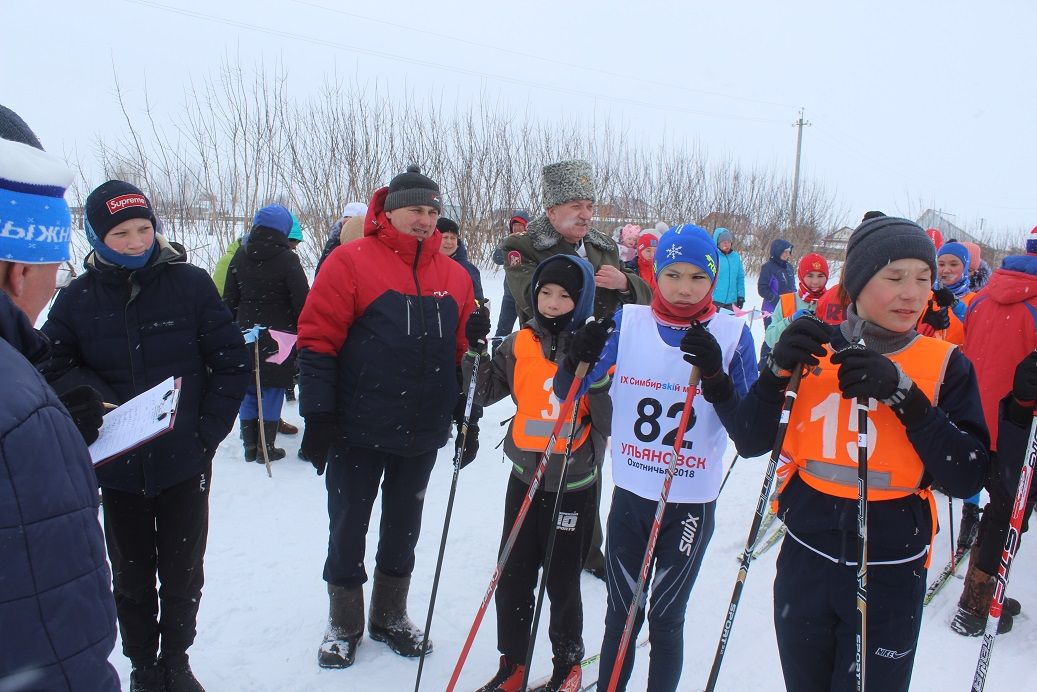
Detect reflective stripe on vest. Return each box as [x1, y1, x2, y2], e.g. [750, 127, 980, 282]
[511, 328, 591, 453]
[782, 334, 956, 501]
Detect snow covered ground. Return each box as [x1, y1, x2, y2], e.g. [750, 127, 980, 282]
[99, 266, 1037, 691]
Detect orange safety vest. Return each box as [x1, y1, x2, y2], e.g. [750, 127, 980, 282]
[777, 335, 956, 562]
[925, 291, 975, 345]
[511, 329, 591, 453]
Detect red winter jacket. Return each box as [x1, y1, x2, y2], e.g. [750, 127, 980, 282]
[297, 188, 476, 455]
[963, 255, 1037, 450]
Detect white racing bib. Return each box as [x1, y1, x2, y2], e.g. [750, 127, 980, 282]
[610, 306, 742, 503]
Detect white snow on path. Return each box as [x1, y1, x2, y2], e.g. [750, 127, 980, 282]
[102, 268, 1037, 691]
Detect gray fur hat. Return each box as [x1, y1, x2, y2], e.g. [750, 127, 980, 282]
[542, 159, 596, 208]
[843, 216, 936, 301]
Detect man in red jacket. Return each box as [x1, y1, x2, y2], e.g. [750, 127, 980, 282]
[297, 165, 476, 670]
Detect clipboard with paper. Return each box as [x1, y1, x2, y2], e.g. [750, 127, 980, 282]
[88, 376, 182, 467]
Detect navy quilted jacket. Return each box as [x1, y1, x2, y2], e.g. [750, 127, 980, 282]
[40, 238, 250, 496]
[0, 292, 119, 691]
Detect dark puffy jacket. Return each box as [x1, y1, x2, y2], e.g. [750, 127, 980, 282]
[40, 237, 250, 496]
[448, 239, 484, 303]
[0, 292, 119, 691]
[757, 238, 796, 313]
[297, 187, 477, 455]
[224, 225, 310, 388]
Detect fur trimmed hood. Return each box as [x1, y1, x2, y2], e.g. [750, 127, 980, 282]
[525, 214, 619, 254]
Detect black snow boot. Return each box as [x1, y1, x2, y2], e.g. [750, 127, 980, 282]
[476, 655, 526, 692]
[259, 420, 286, 461]
[162, 653, 204, 692]
[951, 559, 1014, 636]
[240, 419, 259, 462]
[318, 584, 364, 669]
[957, 502, 982, 551]
[129, 661, 165, 692]
[368, 569, 429, 658]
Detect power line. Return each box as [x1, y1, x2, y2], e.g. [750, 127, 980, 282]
[124, 0, 788, 126]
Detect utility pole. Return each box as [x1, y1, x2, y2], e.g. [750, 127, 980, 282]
[789, 107, 811, 228]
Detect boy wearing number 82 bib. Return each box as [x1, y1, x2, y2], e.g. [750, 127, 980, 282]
[555, 225, 759, 691]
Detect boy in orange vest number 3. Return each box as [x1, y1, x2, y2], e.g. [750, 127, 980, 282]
[735, 216, 989, 691]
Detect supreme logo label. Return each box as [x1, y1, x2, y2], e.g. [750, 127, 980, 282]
[106, 194, 148, 214]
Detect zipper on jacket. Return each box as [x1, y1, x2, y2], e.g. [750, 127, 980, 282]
[435, 301, 443, 338]
[411, 243, 427, 335]
[406, 297, 412, 336]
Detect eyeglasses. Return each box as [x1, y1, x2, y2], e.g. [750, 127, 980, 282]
[55, 262, 75, 289]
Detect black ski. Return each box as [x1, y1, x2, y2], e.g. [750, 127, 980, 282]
[923, 547, 970, 606]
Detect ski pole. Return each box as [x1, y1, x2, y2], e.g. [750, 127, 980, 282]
[854, 393, 869, 692]
[717, 455, 740, 497]
[446, 360, 591, 692]
[414, 351, 481, 692]
[949, 496, 957, 573]
[252, 327, 272, 478]
[606, 365, 701, 692]
[519, 397, 583, 691]
[705, 367, 805, 692]
[971, 406, 1037, 691]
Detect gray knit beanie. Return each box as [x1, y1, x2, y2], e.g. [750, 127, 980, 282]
[542, 159, 596, 208]
[842, 216, 936, 301]
[384, 164, 441, 213]
[0, 104, 43, 150]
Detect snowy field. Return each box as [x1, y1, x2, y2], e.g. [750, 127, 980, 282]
[89, 265, 1036, 691]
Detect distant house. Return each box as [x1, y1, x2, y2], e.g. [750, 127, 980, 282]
[915, 209, 980, 244]
[821, 226, 854, 254]
[699, 212, 752, 234]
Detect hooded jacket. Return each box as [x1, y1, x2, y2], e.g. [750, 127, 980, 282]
[0, 292, 119, 690]
[712, 227, 746, 305]
[757, 238, 796, 313]
[297, 187, 476, 455]
[448, 239, 484, 303]
[224, 225, 310, 388]
[964, 254, 1037, 449]
[40, 236, 251, 496]
[468, 255, 611, 491]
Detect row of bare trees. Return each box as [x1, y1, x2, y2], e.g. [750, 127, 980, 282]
[71, 60, 846, 273]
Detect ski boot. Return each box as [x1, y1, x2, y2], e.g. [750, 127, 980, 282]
[318, 584, 364, 669]
[240, 419, 259, 462]
[368, 569, 429, 657]
[476, 655, 526, 692]
[957, 502, 982, 551]
[951, 558, 1016, 636]
[531, 659, 582, 692]
[162, 653, 205, 692]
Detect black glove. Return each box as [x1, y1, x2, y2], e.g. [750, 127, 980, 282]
[59, 385, 105, 445]
[769, 315, 830, 375]
[564, 318, 614, 372]
[920, 304, 951, 331]
[734, 297, 745, 310]
[455, 422, 480, 469]
[831, 346, 904, 402]
[680, 322, 723, 377]
[465, 305, 492, 353]
[1012, 351, 1037, 404]
[300, 413, 338, 475]
[933, 287, 957, 308]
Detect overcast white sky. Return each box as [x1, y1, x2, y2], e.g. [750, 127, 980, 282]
[4, 0, 1035, 237]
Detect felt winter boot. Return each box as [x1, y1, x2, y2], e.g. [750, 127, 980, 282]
[318, 584, 364, 669]
[162, 653, 205, 692]
[476, 655, 526, 692]
[240, 419, 259, 462]
[368, 569, 428, 657]
[129, 661, 165, 692]
[958, 502, 982, 551]
[951, 559, 1015, 636]
[530, 658, 582, 692]
[260, 420, 286, 461]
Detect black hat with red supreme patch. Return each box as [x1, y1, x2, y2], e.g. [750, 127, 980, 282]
[85, 179, 156, 240]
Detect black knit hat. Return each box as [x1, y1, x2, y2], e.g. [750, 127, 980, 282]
[85, 180, 156, 240]
[436, 217, 459, 235]
[534, 259, 583, 303]
[0, 104, 43, 149]
[843, 216, 937, 301]
[384, 164, 441, 213]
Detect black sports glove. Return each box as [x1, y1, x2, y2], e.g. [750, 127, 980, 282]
[734, 297, 745, 310]
[680, 322, 723, 377]
[921, 304, 951, 331]
[831, 346, 904, 402]
[465, 305, 492, 353]
[933, 287, 957, 309]
[455, 422, 480, 469]
[564, 318, 614, 372]
[59, 385, 105, 445]
[300, 413, 338, 475]
[1012, 351, 1037, 404]
[769, 315, 830, 375]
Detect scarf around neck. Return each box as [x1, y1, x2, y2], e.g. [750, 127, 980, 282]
[650, 290, 717, 327]
[839, 304, 916, 354]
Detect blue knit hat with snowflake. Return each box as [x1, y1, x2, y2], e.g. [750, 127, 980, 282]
[654, 224, 719, 282]
[0, 106, 74, 264]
